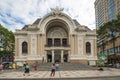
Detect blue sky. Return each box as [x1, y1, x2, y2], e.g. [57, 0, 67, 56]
[0, 0, 95, 32]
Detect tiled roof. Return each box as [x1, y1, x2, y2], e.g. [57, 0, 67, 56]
[22, 25, 28, 30]
[32, 18, 41, 25]
[73, 19, 80, 26]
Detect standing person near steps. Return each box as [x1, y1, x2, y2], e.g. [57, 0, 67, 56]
[0, 63, 3, 73]
[50, 63, 56, 76]
[33, 62, 38, 71]
[23, 63, 30, 76]
[56, 62, 59, 71]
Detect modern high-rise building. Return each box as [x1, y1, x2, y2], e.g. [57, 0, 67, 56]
[94, 0, 108, 28]
[95, 0, 120, 28]
[95, 0, 120, 66]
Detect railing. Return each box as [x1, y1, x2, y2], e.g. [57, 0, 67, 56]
[45, 44, 70, 47]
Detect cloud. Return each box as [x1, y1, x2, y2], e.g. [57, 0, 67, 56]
[0, 0, 95, 32]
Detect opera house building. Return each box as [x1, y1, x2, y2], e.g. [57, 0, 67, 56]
[14, 8, 97, 65]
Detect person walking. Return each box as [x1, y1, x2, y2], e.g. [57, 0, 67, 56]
[50, 63, 56, 77]
[56, 63, 59, 71]
[33, 62, 38, 71]
[0, 63, 3, 73]
[23, 63, 30, 76]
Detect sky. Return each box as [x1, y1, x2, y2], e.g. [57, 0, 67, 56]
[0, 0, 96, 32]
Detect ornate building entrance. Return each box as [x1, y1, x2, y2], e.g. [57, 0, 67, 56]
[45, 20, 70, 63]
[46, 50, 69, 63]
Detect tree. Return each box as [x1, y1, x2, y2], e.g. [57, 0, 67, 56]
[0, 24, 15, 51]
[97, 14, 120, 37]
[114, 15, 120, 31]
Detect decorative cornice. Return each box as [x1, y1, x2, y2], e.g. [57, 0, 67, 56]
[14, 30, 27, 35]
[27, 25, 39, 31]
[75, 26, 87, 32]
[15, 33, 27, 35]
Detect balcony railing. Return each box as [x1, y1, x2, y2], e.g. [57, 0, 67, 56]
[45, 44, 70, 47]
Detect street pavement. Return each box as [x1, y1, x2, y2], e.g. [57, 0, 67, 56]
[0, 68, 120, 80]
[0, 63, 120, 80]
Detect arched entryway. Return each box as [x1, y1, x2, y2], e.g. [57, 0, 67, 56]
[45, 20, 70, 63]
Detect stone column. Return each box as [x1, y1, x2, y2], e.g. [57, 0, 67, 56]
[44, 51, 47, 63]
[61, 50, 64, 63]
[52, 50, 54, 63]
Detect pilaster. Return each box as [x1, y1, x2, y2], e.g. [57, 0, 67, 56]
[15, 38, 19, 56]
[52, 50, 54, 63]
[37, 34, 40, 55]
[61, 50, 64, 63]
[28, 34, 31, 55]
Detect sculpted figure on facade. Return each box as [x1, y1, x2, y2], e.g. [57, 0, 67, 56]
[50, 7, 64, 16]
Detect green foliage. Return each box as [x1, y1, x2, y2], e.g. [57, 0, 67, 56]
[97, 14, 120, 36]
[0, 24, 15, 51]
[97, 52, 108, 67]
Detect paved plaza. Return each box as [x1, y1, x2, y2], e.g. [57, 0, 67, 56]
[0, 68, 120, 80]
[0, 63, 120, 80]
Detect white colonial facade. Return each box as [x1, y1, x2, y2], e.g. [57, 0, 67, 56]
[14, 8, 97, 65]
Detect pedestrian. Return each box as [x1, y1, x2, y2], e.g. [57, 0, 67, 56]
[50, 63, 56, 76]
[56, 62, 59, 71]
[33, 62, 37, 71]
[0, 63, 3, 73]
[23, 63, 30, 76]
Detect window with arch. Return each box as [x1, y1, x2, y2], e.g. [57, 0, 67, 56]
[22, 41, 28, 54]
[86, 42, 91, 54]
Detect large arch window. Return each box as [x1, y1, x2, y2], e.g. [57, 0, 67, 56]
[22, 41, 28, 54]
[86, 42, 91, 54]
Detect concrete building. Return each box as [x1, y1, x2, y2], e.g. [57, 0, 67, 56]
[95, 0, 120, 28]
[94, 0, 108, 28]
[95, 0, 120, 65]
[14, 8, 97, 65]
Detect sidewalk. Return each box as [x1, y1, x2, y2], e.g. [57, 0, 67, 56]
[0, 68, 120, 79]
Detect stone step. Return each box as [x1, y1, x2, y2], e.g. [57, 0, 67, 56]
[15, 63, 97, 71]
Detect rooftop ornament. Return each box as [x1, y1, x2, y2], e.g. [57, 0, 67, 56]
[50, 7, 64, 16]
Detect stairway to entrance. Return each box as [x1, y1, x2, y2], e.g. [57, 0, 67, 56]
[15, 63, 97, 71]
[28, 63, 97, 71]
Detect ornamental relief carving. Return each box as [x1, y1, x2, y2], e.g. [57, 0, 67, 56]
[47, 27, 67, 38]
[50, 7, 64, 16]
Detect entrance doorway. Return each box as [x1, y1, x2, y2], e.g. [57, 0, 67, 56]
[54, 50, 61, 62]
[55, 53, 61, 62]
[47, 54, 52, 62]
[64, 54, 68, 62]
